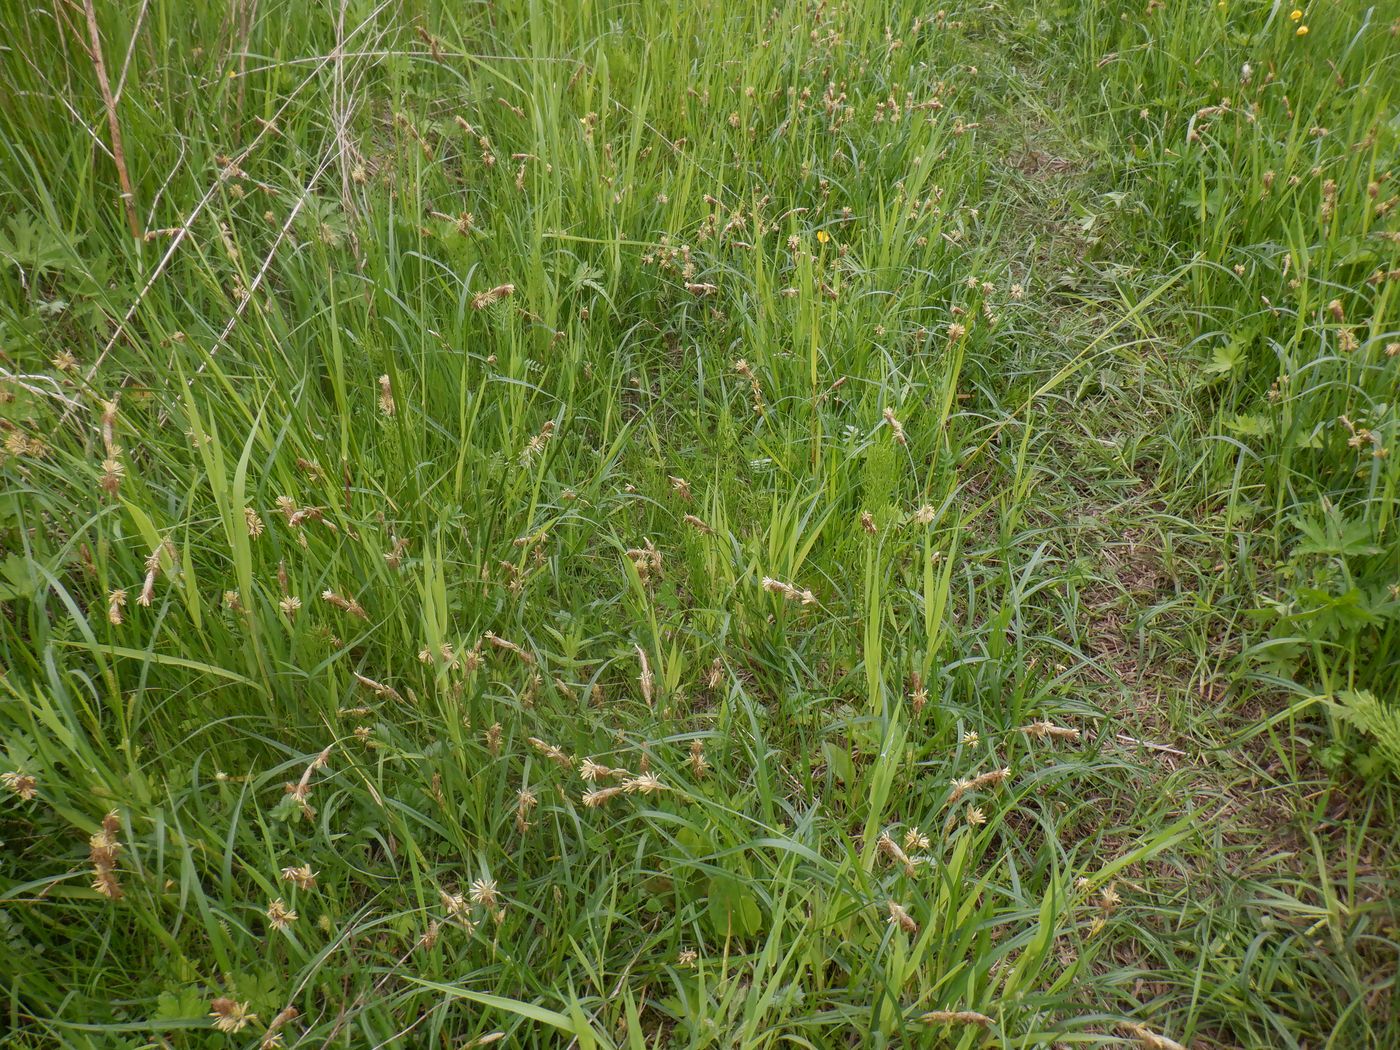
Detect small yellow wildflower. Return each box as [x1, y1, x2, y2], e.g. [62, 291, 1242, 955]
[1296, 24, 1309, 36]
[1290, 8, 1303, 20]
[816, 229, 830, 244]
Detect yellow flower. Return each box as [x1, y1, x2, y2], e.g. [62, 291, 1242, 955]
[1296, 24, 1309, 35]
[816, 229, 830, 244]
[1290, 8, 1303, 20]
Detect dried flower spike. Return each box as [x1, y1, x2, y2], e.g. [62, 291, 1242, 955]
[483, 632, 534, 664]
[418, 919, 441, 952]
[280, 864, 317, 890]
[469, 877, 500, 909]
[909, 672, 928, 716]
[689, 739, 709, 779]
[903, 826, 930, 852]
[877, 833, 918, 876]
[636, 644, 655, 705]
[2, 770, 37, 801]
[515, 787, 538, 832]
[99, 454, 125, 497]
[887, 900, 918, 934]
[262, 1006, 300, 1049]
[321, 589, 368, 620]
[761, 576, 816, 605]
[528, 737, 573, 768]
[267, 898, 298, 930]
[883, 407, 907, 445]
[579, 758, 626, 782]
[1020, 719, 1081, 742]
[471, 283, 515, 310]
[89, 810, 123, 900]
[583, 785, 626, 807]
[947, 766, 1010, 804]
[210, 998, 258, 1034]
[625, 772, 665, 795]
[138, 539, 174, 607]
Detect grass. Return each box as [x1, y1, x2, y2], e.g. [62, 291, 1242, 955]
[1, 0, 1398, 1046]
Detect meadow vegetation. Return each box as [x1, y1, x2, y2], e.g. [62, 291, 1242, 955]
[1, 0, 1398, 1046]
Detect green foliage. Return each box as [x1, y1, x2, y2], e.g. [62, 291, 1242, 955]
[1334, 690, 1400, 779]
[0, 1, 1398, 1048]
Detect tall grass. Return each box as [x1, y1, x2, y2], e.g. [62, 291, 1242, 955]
[1, 0, 1397, 1046]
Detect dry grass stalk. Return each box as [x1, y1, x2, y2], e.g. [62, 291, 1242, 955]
[1120, 1022, 1187, 1050]
[81, 0, 141, 239]
[920, 1009, 993, 1027]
